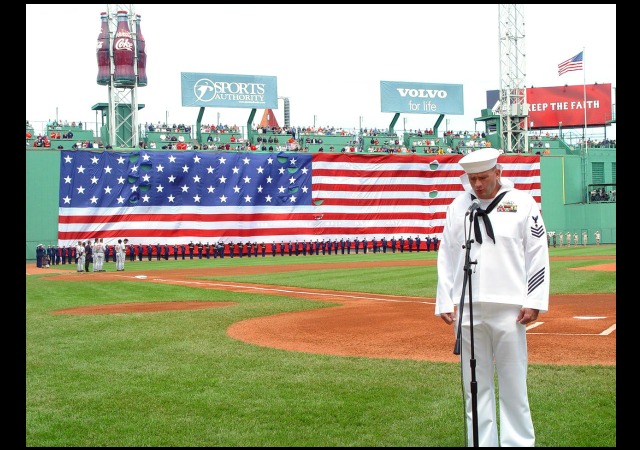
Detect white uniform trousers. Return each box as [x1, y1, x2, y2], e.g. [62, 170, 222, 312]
[457, 302, 535, 447]
[77, 255, 85, 272]
[116, 252, 124, 271]
[95, 252, 104, 271]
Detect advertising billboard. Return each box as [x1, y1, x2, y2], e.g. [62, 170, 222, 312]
[486, 83, 612, 129]
[181, 72, 278, 109]
[380, 81, 464, 115]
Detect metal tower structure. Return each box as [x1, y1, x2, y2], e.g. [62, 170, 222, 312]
[498, 4, 528, 153]
[105, 4, 140, 148]
[278, 97, 290, 128]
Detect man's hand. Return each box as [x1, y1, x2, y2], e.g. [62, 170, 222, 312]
[440, 312, 456, 325]
[517, 307, 539, 325]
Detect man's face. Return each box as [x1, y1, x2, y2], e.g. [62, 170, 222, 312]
[467, 166, 501, 200]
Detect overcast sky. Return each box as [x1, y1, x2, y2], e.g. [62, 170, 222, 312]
[26, 4, 616, 137]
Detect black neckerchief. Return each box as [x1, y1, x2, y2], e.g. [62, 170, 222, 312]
[471, 191, 508, 244]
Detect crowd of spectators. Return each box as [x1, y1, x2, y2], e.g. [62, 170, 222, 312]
[590, 187, 615, 202]
[28, 118, 616, 156]
[144, 122, 192, 134]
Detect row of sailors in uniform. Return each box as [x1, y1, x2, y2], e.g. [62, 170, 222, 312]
[546, 230, 601, 246]
[42, 236, 441, 265]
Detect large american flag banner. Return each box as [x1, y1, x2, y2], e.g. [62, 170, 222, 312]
[58, 150, 541, 247]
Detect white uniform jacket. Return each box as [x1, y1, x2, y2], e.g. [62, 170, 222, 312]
[435, 176, 550, 315]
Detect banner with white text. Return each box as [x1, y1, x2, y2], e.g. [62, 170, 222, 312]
[380, 81, 464, 115]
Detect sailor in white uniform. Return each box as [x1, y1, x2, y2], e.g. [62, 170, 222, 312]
[435, 148, 550, 447]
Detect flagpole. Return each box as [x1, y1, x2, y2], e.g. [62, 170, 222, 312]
[581, 47, 588, 204]
[582, 47, 587, 155]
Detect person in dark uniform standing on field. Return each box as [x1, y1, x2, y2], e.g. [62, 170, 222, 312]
[181, 243, 186, 259]
[188, 241, 195, 259]
[36, 244, 45, 268]
[390, 236, 397, 253]
[426, 235, 432, 252]
[238, 241, 244, 258]
[432, 235, 439, 251]
[138, 243, 144, 261]
[130, 242, 136, 262]
[173, 243, 178, 260]
[229, 241, 236, 258]
[45, 245, 52, 266]
[362, 237, 368, 254]
[407, 235, 414, 252]
[399, 236, 405, 253]
[197, 242, 204, 259]
[381, 236, 387, 253]
[156, 243, 162, 261]
[415, 235, 421, 252]
[67, 244, 74, 264]
[84, 240, 93, 272]
[261, 242, 267, 257]
[164, 243, 170, 260]
[147, 243, 153, 261]
[354, 237, 360, 254]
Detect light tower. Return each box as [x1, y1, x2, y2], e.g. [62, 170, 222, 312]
[104, 4, 142, 148]
[278, 97, 290, 128]
[498, 4, 529, 153]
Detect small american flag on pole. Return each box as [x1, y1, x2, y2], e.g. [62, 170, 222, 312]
[558, 51, 583, 76]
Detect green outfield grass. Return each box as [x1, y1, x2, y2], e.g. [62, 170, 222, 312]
[26, 245, 616, 446]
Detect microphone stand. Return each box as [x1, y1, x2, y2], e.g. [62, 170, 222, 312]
[453, 207, 479, 447]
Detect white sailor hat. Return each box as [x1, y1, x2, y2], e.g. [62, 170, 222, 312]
[458, 148, 500, 174]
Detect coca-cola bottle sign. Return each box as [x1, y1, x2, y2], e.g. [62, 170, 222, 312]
[112, 11, 136, 86]
[135, 14, 148, 87]
[96, 11, 111, 85]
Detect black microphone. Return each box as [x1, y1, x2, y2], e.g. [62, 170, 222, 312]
[466, 199, 481, 215]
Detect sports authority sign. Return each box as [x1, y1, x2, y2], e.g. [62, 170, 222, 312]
[181, 72, 278, 109]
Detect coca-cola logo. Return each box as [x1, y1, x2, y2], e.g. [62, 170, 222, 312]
[114, 38, 134, 51]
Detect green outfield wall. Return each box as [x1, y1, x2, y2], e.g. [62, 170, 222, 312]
[25, 149, 616, 260]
